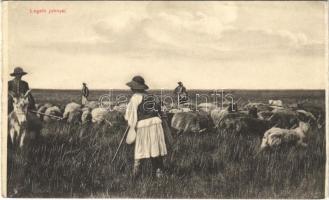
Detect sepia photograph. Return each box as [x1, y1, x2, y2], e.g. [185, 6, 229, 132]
[1, 1, 328, 198]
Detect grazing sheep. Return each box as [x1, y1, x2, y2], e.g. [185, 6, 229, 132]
[171, 112, 200, 134]
[91, 108, 125, 126]
[91, 107, 108, 123]
[257, 111, 273, 120]
[238, 117, 271, 137]
[197, 103, 218, 113]
[84, 101, 99, 109]
[168, 107, 192, 114]
[197, 110, 215, 132]
[218, 112, 268, 137]
[211, 106, 247, 128]
[260, 121, 310, 151]
[67, 109, 82, 124]
[43, 106, 62, 122]
[43, 103, 53, 108]
[81, 109, 92, 124]
[244, 102, 272, 112]
[37, 103, 53, 119]
[113, 103, 127, 114]
[63, 102, 81, 119]
[269, 100, 283, 107]
[268, 110, 299, 129]
[270, 106, 286, 113]
[297, 103, 325, 129]
[217, 115, 238, 132]
[296, 110, 316, 121]
[295, 109, 320, 130]
[104, 110, 125, 126]
[179, 102, 194, 108]
[63, 102, 82, 123]
[210, 108, 228, 128]
[98, 100, 116, 110]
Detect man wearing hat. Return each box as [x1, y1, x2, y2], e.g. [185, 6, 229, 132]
[174, 81, 188, 105]
[81, 82, 89, 105]
[125, 75, 167, 179]
[8, 67, 36, 113]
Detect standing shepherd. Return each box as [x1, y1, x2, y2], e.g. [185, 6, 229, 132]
[8, 67, 36, 114]
[125, 75, 167, 179]
[174, 81, 188, 105]
[81, 82, 89, 105]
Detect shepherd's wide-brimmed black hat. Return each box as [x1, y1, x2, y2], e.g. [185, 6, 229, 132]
[178, 81, 183, 84]
[10, 67, 27, 77]
[126, 75, 149, 90]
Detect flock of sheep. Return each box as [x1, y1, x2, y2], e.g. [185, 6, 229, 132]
[36, 98, 324, 152]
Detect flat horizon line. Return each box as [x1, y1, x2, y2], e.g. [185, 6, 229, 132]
[31, 88, 326, 91]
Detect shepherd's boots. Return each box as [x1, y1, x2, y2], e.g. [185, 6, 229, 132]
[133, 157, 165, 180]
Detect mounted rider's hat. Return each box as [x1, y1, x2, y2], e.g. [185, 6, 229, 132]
[10, 67, 27, 77]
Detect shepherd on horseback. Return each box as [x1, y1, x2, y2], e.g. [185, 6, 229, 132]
[8, 67, 41, 149]
[8, 67, 36, 114]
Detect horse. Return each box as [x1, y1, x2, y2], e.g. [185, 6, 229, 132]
[8, 90, 42, 150]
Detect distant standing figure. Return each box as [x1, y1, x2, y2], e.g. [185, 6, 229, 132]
[8, 67, 36, 114]
[81, 82, 89, 105]
[125, 75, 167, 179]
[174, 81, 188, 105]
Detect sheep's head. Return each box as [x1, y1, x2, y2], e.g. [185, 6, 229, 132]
[81, 110, 92, 123]
[260, 135, 269, 150]
[299, 121, 310, 134]
[260, 129, 283, 150]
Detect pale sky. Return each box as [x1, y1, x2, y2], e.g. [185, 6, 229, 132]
[3, 1, 327, 89]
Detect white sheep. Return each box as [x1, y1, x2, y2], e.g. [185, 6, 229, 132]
[81, 109, 92, 124]
[113, 103, 127, 114]
[43, 106, 62, 122]
[171, 112, 200, 134]
[84, 101, 99, 109]
[63, 102, 82, 123]
[269, 100, 283, 107]
[37, 103, 53, 119]
[91, 107, 108, 123]
[168, 107, 192, 114]
[260, 121, 310, 151]
[197, 103, 218, 114]
[91, 107, 125, 126]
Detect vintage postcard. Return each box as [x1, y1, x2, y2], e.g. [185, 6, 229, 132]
[1, 1, 328, 198]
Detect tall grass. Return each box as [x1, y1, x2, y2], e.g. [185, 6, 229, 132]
[8, 89, 326, 197]
[7, 120, 325, 198]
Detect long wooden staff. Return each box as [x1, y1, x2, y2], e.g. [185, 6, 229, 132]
[111, 126, 130, 163]
[29, 110, 63, 120]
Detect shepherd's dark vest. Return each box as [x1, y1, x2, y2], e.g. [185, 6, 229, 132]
[137, 93, 161, 121]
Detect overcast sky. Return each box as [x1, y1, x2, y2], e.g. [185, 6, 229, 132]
[4, 1, 327, 89]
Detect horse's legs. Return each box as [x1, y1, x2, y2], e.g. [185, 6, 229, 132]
[19, 130, 26, 148]
[9, 129, 16, 147]
[9, 129, 15, 144]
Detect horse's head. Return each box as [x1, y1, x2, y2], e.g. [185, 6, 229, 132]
[9, 90, 31, 126]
